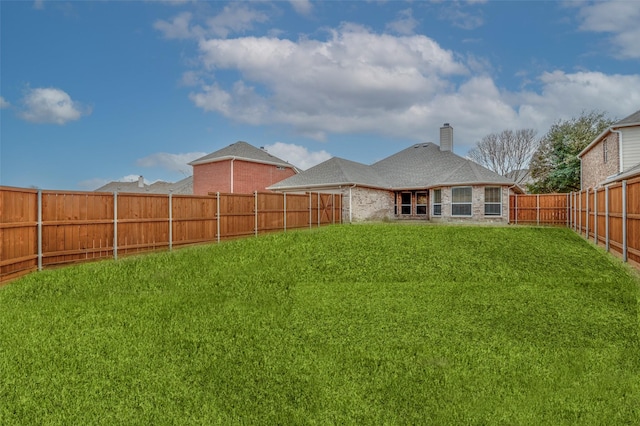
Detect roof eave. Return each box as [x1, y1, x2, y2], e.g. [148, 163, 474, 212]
[189, 155, 295, 169]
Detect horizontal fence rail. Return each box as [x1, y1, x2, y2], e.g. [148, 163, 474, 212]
[1, 188, 342, 283]
[510, 175, 640, 267]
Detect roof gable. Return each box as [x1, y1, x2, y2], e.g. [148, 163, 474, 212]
[270, 142, 515, 191]
[189, 141, 297, 169]
[269, 157, 388, 190]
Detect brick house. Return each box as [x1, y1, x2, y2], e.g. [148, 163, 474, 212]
[189, 141, 299, 195]
[578, 109, 640, 189]
[268, 124, 522, 223]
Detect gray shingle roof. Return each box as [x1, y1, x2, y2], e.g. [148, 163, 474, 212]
[269, 142, 515, 191]
[615, 109, 640, 127]
[95, 176, 193, 194]
[189, 141, 297, 169]
[269, 157, 388, 190]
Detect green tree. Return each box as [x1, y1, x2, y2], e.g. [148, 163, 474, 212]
[528, 111, 615, 193]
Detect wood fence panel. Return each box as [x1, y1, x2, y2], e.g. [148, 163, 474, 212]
[41, 191, 114, 267]
[0, 188, 38, 281]
[608, 184, 624, 257]
[219, 193, 254, 239]
[257, 192, 284, 233]
[587, 190, 595, 240]
[285, 193, 311, 229]
[117, 193, 169, 255]
[172, 195, 217, 247]
[596, 189, 607, 246]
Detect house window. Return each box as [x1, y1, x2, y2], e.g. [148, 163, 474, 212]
[400, 192, 412, 215]
[603, 140, 608, 163]
[416, 192, 427, 215]
[452, 187, 472, 216]
[484, 187, 502, 216]
[433, 189, 442, 216]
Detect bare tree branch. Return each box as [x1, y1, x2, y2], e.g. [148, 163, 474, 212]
[467, 129, 539, 184]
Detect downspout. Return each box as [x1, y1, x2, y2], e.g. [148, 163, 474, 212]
[230, 157, 235, 193]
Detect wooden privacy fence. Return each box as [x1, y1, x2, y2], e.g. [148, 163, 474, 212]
[510, 176, 640, 266]
[0, 187, 342, 283]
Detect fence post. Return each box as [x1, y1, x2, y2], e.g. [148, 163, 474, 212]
[283, 193, 287, 232]
[622, 180, 628, 262]
[254, 191, 259, 237]
[216, 192, 220, 244]
[593, 188, 598, 245]
[168, 192, 173, 251]
[605, 186, 610, 252]
[578, 191, 582, 236]
[37, 189, 43, 271]
[536, 194, 540, 226]
[113, 191, 118, 260]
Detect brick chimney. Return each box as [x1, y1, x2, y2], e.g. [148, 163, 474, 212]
[440, 123, 453, 152]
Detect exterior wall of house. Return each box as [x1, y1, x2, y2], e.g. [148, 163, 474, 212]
[430, 185, 510, 223]
[232, 160, 296, 194]
[193, 161, 232, 195]
[342, 186, 395, 222]
[621, 127, 640, 172]
[193, 159, 296, 195]
[581, 132, 620, 189]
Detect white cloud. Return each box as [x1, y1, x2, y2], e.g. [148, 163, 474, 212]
[577, 0, 640, 59]
[439, 4, 484, 30]
[263, 142, 332, 170]
[136, 152, 206, 173]
[155, 4, 269, 40]
[207, 4, 269, 38]
[19, 87, 90, 125]
[191, 24, 468, 140]
[174, 21, 640, 153]
[386, 8, 418, 35]
[289, 0, 313, 16]
[0, 96, 10, 109]
[154, 11, 201, 40]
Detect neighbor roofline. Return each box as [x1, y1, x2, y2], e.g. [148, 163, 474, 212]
[578, 119, 640, 158]
[189, 155, 299, 172]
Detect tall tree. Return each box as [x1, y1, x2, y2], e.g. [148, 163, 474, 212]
[467, 128, 539, 185]
[528, 111, 615, 193]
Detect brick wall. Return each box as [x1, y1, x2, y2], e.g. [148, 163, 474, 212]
[193, 161, 231, 195]
[430, 185, 509, 223]
[233, 160, 296, 194]
[580, 132, 620, 189]
[343, 186, 395, 222]
[193, 159, 297, 195]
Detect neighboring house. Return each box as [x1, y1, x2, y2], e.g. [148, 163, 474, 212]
[268, 124, 521, 223]
[578, 109, 640, 189]
[504, 169, 533, 192]
[95, 175, 193, 194]
[189, 141, 299, 195]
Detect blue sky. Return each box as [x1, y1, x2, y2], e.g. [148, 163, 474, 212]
[1, 0, 639, 190]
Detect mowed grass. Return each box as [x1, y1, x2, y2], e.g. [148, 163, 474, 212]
[1, 225, 638, 424]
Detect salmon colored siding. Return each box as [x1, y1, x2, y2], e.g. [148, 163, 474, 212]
[193, 159, 296, 195]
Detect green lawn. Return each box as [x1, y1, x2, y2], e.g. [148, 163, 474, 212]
[1, 225, 638, 424]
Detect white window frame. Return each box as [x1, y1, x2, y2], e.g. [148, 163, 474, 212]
[484, 187, 502, 216]
[451, 186, 472, 217]
[416, 192, 428, 216]
[432, 189, 442, 216]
